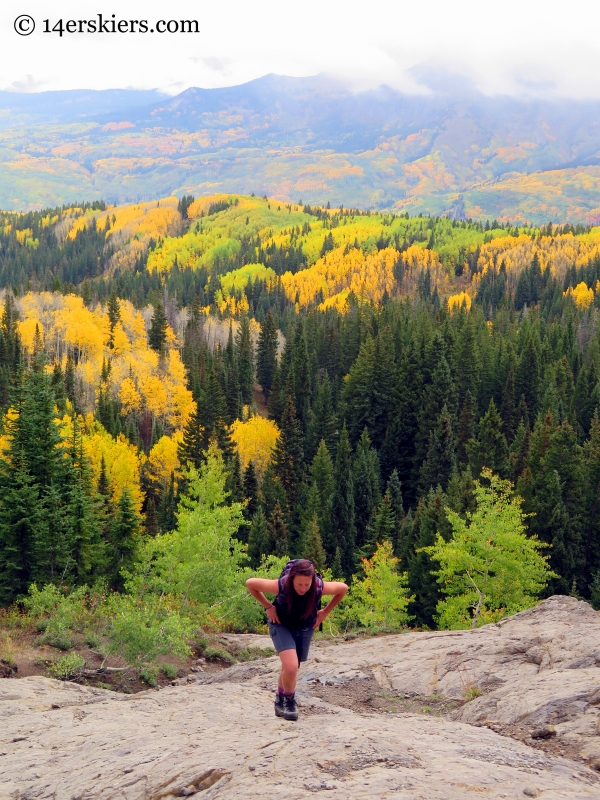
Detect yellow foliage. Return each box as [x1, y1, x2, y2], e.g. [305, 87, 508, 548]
[17, 317, 43, 352]
[564, 281, 595, 309]
[15, 228, 33, 244]
[447, 291, 472, 312]
[147, 431, 183, 488]
[281, 246, 400, 308]
[83, 423, 143, 511]
[14, 292, 193, 433]
[231, 415, 279, 478]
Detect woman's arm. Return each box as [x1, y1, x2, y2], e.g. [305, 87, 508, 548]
[315, 581, 349, 629]
[245, 578, 281, 624]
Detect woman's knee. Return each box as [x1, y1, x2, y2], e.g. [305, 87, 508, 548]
[279, 650, 299, 676]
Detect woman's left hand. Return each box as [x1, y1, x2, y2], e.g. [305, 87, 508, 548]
[313, 609, 328, 629]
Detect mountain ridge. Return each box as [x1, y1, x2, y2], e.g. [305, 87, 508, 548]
[3, 73, 600, 221]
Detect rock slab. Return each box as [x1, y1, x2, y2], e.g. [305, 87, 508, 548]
[1, 595, 600, 799]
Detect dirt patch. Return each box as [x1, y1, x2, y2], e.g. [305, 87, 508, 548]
[469, 719, 596, 767]
[310, 675, 461, 716]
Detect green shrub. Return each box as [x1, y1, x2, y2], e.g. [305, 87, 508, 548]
[36, 631, 73, 651]
[105, 594, 193, 667]
[46, 653, 85, 680]
[161, 663, 178, 679]
[204, 646, 236, 664]
[235, 646, 275, 661]
[84, 631, 102, 648]
[139, 665, 158, 686]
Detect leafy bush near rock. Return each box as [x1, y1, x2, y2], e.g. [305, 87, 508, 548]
[46, 652, 85, 680]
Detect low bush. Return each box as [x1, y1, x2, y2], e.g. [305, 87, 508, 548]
[139, 665, 158, 686]
[203, 646, 236, 664]
[47, 653, 85, 680]
[161, 663, 178, 679]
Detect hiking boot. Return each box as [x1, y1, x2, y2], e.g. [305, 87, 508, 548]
[283, 694, 298, 721]
[274, 693, 285, 718]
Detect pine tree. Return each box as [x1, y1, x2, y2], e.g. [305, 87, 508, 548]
[257, 310, 278, 399]
[332, 424, 356, 578]
[148, 300, 168, 354]
[158, 472, 178, 533]
[272, 392, 304, 510]
[268, 501, 289, 558]
[248, 507, 269, 567]
[178, 393, 206, 469]
[419, 404, 457, 493]
[352, 428, 381, 551]
[467, 398, 510, 478]
[303, 514, 327, 571]
[306, 373, 337, 461]
[292, 317, 311, 433]
[243, 460, 259, 519]
[407, 488, 452, 628]
[107, 292, 121, 348]
[308, 439, 335, 554]
[365, 491, 397, 558]
[108, 490, 139, 590]
[267, 363, 284, 424]
[236, 315, 254, 405]
[144, 496, 159, 536]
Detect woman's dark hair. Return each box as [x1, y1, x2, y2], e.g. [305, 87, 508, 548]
[284, 560, 317, 619]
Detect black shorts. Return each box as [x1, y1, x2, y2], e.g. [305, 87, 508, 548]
[268, 622, 314, 662]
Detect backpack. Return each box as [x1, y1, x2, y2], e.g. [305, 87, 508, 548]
[276, 559, 324, 619]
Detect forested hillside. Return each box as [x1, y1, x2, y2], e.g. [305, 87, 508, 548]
[5, 74, 600, 222]
[1, 193, 600, 648]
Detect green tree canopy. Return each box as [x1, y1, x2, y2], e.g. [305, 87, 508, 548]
[424, 468, 554, 629]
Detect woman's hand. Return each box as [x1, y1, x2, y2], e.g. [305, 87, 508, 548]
[266, 605, 280, 624]
[313, 608, 328, 629]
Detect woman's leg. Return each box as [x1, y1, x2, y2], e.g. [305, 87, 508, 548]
[278, 648, 299, 693]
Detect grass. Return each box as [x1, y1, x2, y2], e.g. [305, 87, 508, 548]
[463, 686, 482, 701]
[0, 632, 22, 667]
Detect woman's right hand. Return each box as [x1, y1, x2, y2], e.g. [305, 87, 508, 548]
[266, 605, 280, 624]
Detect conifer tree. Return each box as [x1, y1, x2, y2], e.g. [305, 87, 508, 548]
[257, 310, 278, 399]
[236, 315, 254, 405]
[303, 514, 327, 572]
[308, 440, 335, 553]
[467, 398, 509, 478]
[248, 507, 269, 567]
[353, 428, 381, 551]
[158, 472, 177, 533]
[407, 488, 452, 628]
[272, 392, 304, 510]
[107, 292, 120, 348]
[243, 460, 259, 520]
[268, 501, 289, 558]
[306, 373, 337, 461]
[419, 404, 457, 493]
[267, 363, 284, 424]
[148, 300, 168, 354]
[332, 424, 356, 578]
[108, 489, 139, 590]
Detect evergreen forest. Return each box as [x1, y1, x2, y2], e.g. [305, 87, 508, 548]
[2, 193, 600, 662]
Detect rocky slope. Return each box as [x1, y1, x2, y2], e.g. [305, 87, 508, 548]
[1, 596, 600, 799]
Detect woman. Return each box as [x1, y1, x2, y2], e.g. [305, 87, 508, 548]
[246, 560, 348, 721]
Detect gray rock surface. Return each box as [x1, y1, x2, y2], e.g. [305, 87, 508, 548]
[1, 595, 600, 798]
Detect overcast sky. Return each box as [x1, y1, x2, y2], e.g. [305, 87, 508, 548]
[1, 0, 599, 98]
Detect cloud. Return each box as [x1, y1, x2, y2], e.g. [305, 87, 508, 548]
[190, 56, 233, 75]
[3, 74, 47, 93]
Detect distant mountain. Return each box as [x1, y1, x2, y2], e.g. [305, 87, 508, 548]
[3, 74, 600, 223]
